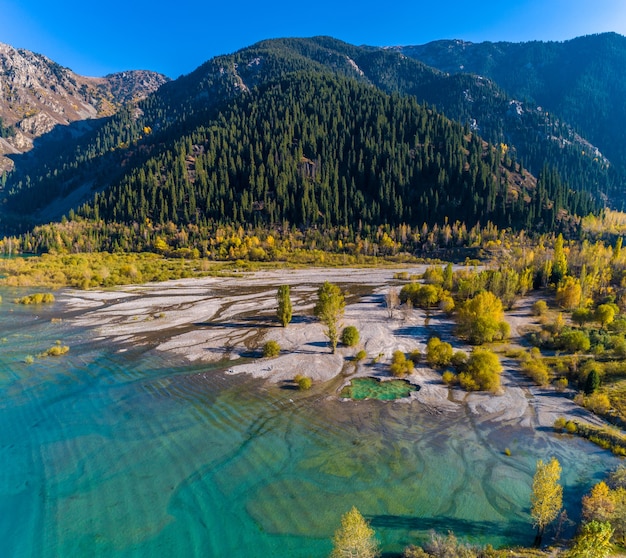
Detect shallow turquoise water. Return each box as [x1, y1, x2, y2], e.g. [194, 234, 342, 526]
[0, 288, 620, 557]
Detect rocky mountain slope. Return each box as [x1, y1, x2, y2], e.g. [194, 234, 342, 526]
[0, 42, 168, 172]
[395, 33, 626, 177]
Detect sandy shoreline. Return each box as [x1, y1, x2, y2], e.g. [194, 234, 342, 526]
[59, 266, 608, 431]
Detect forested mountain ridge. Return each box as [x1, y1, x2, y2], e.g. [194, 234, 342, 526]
[0, 41, 169, 173]
[396, 33, 626, 178]
[0, 35, 618, 248]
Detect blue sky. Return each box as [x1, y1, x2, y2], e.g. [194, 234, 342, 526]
[1, 0, 626, 78]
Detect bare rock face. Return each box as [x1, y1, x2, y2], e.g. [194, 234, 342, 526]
[0, 42, 169, 171]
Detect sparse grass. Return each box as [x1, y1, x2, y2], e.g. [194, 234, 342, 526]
[554, 417, 626, 456]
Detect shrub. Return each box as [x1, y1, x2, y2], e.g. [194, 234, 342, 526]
[354, 349, 367, 363]
[262, 340, 281, 357]
[39, 344, 69, 357]
[585, 393, 611, 414]
[555, 377, 568, 391]
[341, 326, 360, 347]
[15, 292, 55, 304]
[426, 337, 453, 368]
[294, 374, 312, 390]
[390, 350, 414, 377]
[442, 370, 457, 385]
[521, 355, 551, 386]
[532, 300, 549, 316]
[560, 329, 591, 353]
[459, 348, 502, 393]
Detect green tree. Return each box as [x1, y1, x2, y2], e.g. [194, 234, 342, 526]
[331, 506, 380, 558]
[314, 282, 345, 354]
[276, 285, 293, 327]
[531, 457, 563, 547]
[595, 304, 616, 329]
[341, 326, 360, 347]
[567, 521, 614, 558]
[456, 291, 509, 344]
[584, 368, 601, 395]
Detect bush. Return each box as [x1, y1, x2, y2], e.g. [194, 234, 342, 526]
[532, 300, 548, 316]
[390, 350, 415, 377]
[341, 326, 360, 347]
[426, 337, 453, 368]
[442, 370, 457, 385]
[554, 377, 568, 391]
[15, 292, 55, 304]
[354, 349, 367, 363]
[458, 348, 502, 393]
[585, 393, 611, 414]
[521, 359, 550, 386]
[39, 344, 69, 357]
[560, 329, 591, 353]
[294, 374, 312, 390]
[262, 340, 281, 357]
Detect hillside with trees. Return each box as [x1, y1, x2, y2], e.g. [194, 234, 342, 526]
[0, 36, 618, 239]
[399, 32, 626, 184]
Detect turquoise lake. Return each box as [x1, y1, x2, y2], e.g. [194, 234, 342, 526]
[0, 287, 620, 557]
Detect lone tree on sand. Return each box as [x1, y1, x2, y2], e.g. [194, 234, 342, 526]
[330, 506, 380, 558]
[531, 457, 563, 547]
[314, 282, 345, 353]
[276, 285, 292, 327]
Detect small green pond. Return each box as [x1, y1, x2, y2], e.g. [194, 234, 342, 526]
[340, 377, 419, 400]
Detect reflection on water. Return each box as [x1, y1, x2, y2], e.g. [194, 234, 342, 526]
[0, 289, 619, 557]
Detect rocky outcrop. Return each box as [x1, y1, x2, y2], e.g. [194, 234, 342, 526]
[0, 42, 169, 171]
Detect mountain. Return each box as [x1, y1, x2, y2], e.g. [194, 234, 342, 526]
[395, 33, 626, 182]
[0, 42, 169, 173]
[2, 38, 612, 224]
[0, 35, 617, 249]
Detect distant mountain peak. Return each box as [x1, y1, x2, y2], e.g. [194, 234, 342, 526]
[0, 43, 169, 172]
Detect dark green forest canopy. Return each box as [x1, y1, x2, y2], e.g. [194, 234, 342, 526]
[75, 72, 596, 235]
[1, 36, 613, 236]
